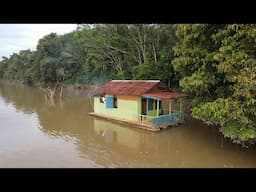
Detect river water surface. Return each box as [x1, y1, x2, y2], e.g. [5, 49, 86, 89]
[0, 81, 256, 168]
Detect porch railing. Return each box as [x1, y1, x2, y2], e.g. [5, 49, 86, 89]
[136, 112, 184, 129]
[151, 112, 184, 128]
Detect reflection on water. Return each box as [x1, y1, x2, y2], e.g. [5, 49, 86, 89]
[0, 81, 256, 168]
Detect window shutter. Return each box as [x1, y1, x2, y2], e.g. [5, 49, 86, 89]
[106, 96, 114, 108]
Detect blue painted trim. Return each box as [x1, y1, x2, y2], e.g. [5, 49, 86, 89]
[152, 112, 183, 128]
[141, 95, 161, 100]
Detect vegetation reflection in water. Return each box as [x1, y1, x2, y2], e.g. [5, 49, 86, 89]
[0, 81, 256, 168]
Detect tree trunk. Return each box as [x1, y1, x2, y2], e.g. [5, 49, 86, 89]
[152, 43, 157, 64]
[60, 85, 63, 98]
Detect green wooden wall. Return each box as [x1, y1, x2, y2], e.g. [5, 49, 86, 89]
[94, 96, 141, 121]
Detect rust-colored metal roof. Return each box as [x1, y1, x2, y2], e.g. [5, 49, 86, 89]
[95, 80, 160, 96]
[142, 90, 188, 100]
[94, 80, 187, 99]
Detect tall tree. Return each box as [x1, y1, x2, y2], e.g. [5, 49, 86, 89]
[173, 24, 256, 144]
[0, 24, 179, 87]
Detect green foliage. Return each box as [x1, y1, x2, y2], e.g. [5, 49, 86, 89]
[39, 57, 58, 82]
[174, 24, 256, 144]
[132, 62, 156, 79]
[0, 24, 178, 86]
[220, 121, 256, 143]
[192, 98, 237, 125]
[192, 98, 256, 142]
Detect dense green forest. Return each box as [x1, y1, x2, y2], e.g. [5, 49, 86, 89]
[172, 24, 256, 144]
[0, 24, 178, 85]
[0, 24, 255, 145]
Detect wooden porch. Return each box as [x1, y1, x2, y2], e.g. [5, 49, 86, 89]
[140, 94, 185, 129]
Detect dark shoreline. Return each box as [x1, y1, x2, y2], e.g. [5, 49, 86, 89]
[0, 79, 99, 90]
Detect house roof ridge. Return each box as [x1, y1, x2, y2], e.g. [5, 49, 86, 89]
[111, 80, 160, 83]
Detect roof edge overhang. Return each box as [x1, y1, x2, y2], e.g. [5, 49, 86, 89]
[142, 92, 188, 100]
[141, 95, 161, 100]
[111, 80, 160, 83]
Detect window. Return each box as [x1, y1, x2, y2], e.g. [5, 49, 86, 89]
[100, 95, 105, 104]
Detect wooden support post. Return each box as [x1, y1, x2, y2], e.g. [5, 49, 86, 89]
[157, 99, 159, 117]
[180, 99, 182, 113]
[146, 98, 148, 115]
[169, 99, 172, 114]
[179, 99, 183, 120]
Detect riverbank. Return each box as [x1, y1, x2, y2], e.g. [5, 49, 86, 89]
[1, 79, 99, 91]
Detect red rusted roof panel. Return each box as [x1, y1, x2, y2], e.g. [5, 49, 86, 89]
[95, 80, 160, 96]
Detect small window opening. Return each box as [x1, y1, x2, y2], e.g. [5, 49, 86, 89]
[100, 95, 105, 103]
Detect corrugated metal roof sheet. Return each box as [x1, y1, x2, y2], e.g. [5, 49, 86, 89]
[95, 80, 160, 96]
[94, 80, 187, 99]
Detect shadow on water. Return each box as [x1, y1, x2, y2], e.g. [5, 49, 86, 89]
[0, 81, 256, 167]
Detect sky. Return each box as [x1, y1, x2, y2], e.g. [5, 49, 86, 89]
[0, 24, 77, 59]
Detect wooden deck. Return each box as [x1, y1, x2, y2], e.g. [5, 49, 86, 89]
[88, 112, 185, 131]
[88, 112, 160, 131]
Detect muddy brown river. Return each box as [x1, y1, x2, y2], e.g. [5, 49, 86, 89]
[0, 81, 256, 168]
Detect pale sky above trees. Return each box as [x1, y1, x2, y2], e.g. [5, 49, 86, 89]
[0, 24, 77, 59]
